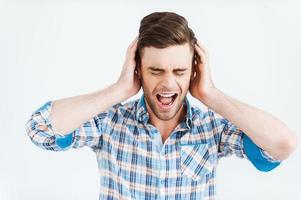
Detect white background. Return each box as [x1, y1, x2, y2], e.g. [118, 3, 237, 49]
[0, 0, 300, 199]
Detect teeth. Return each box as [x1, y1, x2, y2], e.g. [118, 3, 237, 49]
[158, 93, 175, 98]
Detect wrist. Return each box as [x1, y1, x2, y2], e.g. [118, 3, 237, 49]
[92, 84, 127, 107]
[112, 83, 132, 101]
[201, 87, 222, 108]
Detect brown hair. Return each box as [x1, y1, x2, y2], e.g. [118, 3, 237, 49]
[135, 11, 198, 69]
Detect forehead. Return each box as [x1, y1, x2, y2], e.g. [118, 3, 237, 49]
[141, 43, 193, 69]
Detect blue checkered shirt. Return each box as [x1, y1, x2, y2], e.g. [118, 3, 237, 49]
[26, 95, 281, 199]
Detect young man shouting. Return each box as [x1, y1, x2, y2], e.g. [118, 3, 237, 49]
[26, 12, 298, 199]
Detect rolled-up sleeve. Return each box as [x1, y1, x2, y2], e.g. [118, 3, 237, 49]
[25, 101, 107, 152]
[243, 134, 281, 172]
[209, 108, 281, 172]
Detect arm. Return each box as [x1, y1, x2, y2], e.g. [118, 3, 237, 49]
[190, 39, 298, 161]
[47, 36, 141, 135]
[204, 88, 297, 160]
[46, 84, 128, 135]
[26, 36, 141, 150]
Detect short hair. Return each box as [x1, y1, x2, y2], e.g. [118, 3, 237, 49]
[135, 11, 197, 68]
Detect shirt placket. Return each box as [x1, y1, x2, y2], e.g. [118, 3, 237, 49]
[149, 126, 167, 200]
[158, 147, 167, 200]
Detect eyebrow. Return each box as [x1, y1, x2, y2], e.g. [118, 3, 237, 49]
[174, 68, 188, 71]
[148, 66, 164, 71]
[148, 66, 188, 71]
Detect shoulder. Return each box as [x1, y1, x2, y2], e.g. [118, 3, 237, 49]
[191, 104, 227, 125]
[189, 104, 211, 124]
[189, 104, 226, 143]
[96, 98, 139, 121]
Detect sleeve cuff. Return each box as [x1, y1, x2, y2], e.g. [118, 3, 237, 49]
[34, 101, 60, 135]
[55, 132, 75, 150]
[36, 101, 76, 150]
[243, 134, 282, 172]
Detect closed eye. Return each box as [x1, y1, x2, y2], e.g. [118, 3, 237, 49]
[149, 67, 164, 75]
[150, 71, 161, 75]
[148, 66, 188, 75]
[174, 69, 187, 75]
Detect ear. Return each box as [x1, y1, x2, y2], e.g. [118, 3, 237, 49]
[190, 52, 197, 80]
[137, 67, 141, 79]
[135, 50, 142, 79]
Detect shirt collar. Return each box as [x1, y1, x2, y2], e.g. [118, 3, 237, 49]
[136, 93, 192, 129]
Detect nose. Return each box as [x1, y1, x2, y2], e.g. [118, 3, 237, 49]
[159, 72, 178, 89]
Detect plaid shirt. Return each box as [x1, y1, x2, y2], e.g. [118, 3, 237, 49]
[26, 95, 281, 200]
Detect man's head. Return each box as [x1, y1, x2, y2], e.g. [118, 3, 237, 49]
[135, 12, 198, 121]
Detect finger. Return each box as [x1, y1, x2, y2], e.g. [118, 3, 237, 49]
[130, 41, 138, 61]
[194, 44, 206, 65]
[126, 37, 139, 59]
[132, 36, 139, 49]
[196, 39, 207, 54]
[129, 36, 139, 49]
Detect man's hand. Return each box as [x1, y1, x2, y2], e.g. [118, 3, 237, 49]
[46, 37, 141, 135]
[189, 40, 216, 106]
[189, 39, 297, 160]
[116, 36, 141, 99]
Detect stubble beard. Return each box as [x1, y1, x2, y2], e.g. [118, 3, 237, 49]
[142, 84, 187, 121]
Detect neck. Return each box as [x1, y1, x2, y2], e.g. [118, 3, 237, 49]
[146, 102, 187, 142]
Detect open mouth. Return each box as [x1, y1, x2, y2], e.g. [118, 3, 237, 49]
[156, 93, 178, 108]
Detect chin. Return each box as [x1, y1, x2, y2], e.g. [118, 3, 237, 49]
[152, 98, 184, 121]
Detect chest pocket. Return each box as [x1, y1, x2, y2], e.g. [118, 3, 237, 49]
[179, 142, 213, 181]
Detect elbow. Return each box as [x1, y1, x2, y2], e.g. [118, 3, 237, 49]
[276, 131, 298, 160]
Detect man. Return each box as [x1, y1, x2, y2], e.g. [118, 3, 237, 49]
[26, 12, 298, 199]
